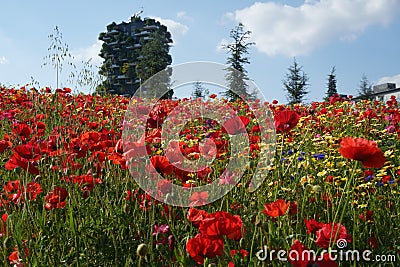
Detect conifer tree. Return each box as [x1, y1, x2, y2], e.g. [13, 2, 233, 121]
[326, 66, 337, 98]
[357, 74, 374, 100]
[282, 58, 309, 105]
[222, 23, 254, 101]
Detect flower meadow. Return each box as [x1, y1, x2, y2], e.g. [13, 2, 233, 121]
[0, 86, 399, 266]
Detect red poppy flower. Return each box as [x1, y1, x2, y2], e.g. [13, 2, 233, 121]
[368, 236, 378, 249]
[39, 135, 64, 156]
[44, 187, 68, 210]
[0, 214, 7, 237]
[145, 128, 162, 144]
[359, 210, 374, 222]
[150, 155, 173, 175]
[3, 180, 20, 204]
[304, 218, 324, 234]
[209, 94, 217, 99]
[262, 199, 290, 218]
[289, 239, 339, 267]
[311, 253, 338, 267]
[12, 123, 33, 140]
[88, 121, 99, 129]
[55, 87, 71, 94]
[137, 192, 153, 211]
[157, 179, 172, 194]
[13, 143, 41, 160]
[107, 152, 127, 169]
[91, 151, 106, 163]
[196, 167, 212, 181]
[288, 239, 313, 267]
[8, 251, 20, 265]
[5, 153, 40, 175]
[188, 208, 210, 228]
[80, 131, 101, 151]
[189, 191, 209, 206]
[231, 249, 249, 259]
[35, 121, 46, 136]
[26, 182, 43, 201]
[289, 201, 298, 215]
[125, 189, 135, 201]
[315, 222, 350, 249]
[3, 179, 42, 204]
[186, 234, 223, 264]
[338, 137, 386, 168]
[223, 116, 250, 135]
[164, 140, 185, 163]
[0, 139, 12, 153]
[4, 180, 20, 193]
[63, 174, 102, 198]
[199, 138, 217, 160]
[199, 211, 244, 240]
[274, 110, 300, 133]
[122, 134, 148, 159]
[7, 149, 40, 173]
[173, 167, 191, 182]
[125, 189, 154, 211]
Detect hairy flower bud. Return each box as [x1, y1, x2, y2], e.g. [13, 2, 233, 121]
[136, 243, 148, 257]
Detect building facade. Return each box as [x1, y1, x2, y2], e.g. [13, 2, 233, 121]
[372, 83, 400, 102]
[98, 15, 171, 96]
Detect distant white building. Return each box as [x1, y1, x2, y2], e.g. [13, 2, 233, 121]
[372, 83, 400, 102]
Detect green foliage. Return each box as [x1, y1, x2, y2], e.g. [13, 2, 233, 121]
[222, 23, 254, 101]
[282, 58, 309, 105]
[69, 59, 104, 94]
[326, 66, 337, 98]
[42, 26, 103, 94]
[136, 29, 173, 99]
[357, 74, 374, 100]
[191, 81, 206, 99]
[1, 89, 400, 265]
[42, 26, 75, 90]
[98, 16, 173, 97]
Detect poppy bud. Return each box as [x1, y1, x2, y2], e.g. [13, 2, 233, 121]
[136, 243, 148, 257]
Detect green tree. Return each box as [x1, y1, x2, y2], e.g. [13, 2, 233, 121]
[282, 58, 309, 105]
[326, 66, 337, 98]
[136, 29, 173, 99]
[357, 74, 374, 100]
[222, 23, 254, 101]
[97, 17, 172, 97]
[192, 81, 205, 100]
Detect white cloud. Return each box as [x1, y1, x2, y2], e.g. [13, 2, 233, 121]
[219, 12, 235, 25]
[216, 38, 229, 52]
[229, 0, 400, 57]
[176, 11, 187, 19]
[150, 16, 189, 43]
[176, 11, 194, 22]
[0, 56, 8, 64]
[377, 74, 400, 87]
[72, 40, 103, 65]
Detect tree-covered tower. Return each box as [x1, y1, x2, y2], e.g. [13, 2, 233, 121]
[97, 15, 172, 96]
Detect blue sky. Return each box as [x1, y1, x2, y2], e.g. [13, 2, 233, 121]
[1, 0, 399, 103]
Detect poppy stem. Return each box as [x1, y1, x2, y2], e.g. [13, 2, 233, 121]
[331, 161, 358, 247]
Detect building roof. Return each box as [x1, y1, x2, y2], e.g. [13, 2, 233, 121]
[372, 83, 400, 97]
[371, 87, 400, 97]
